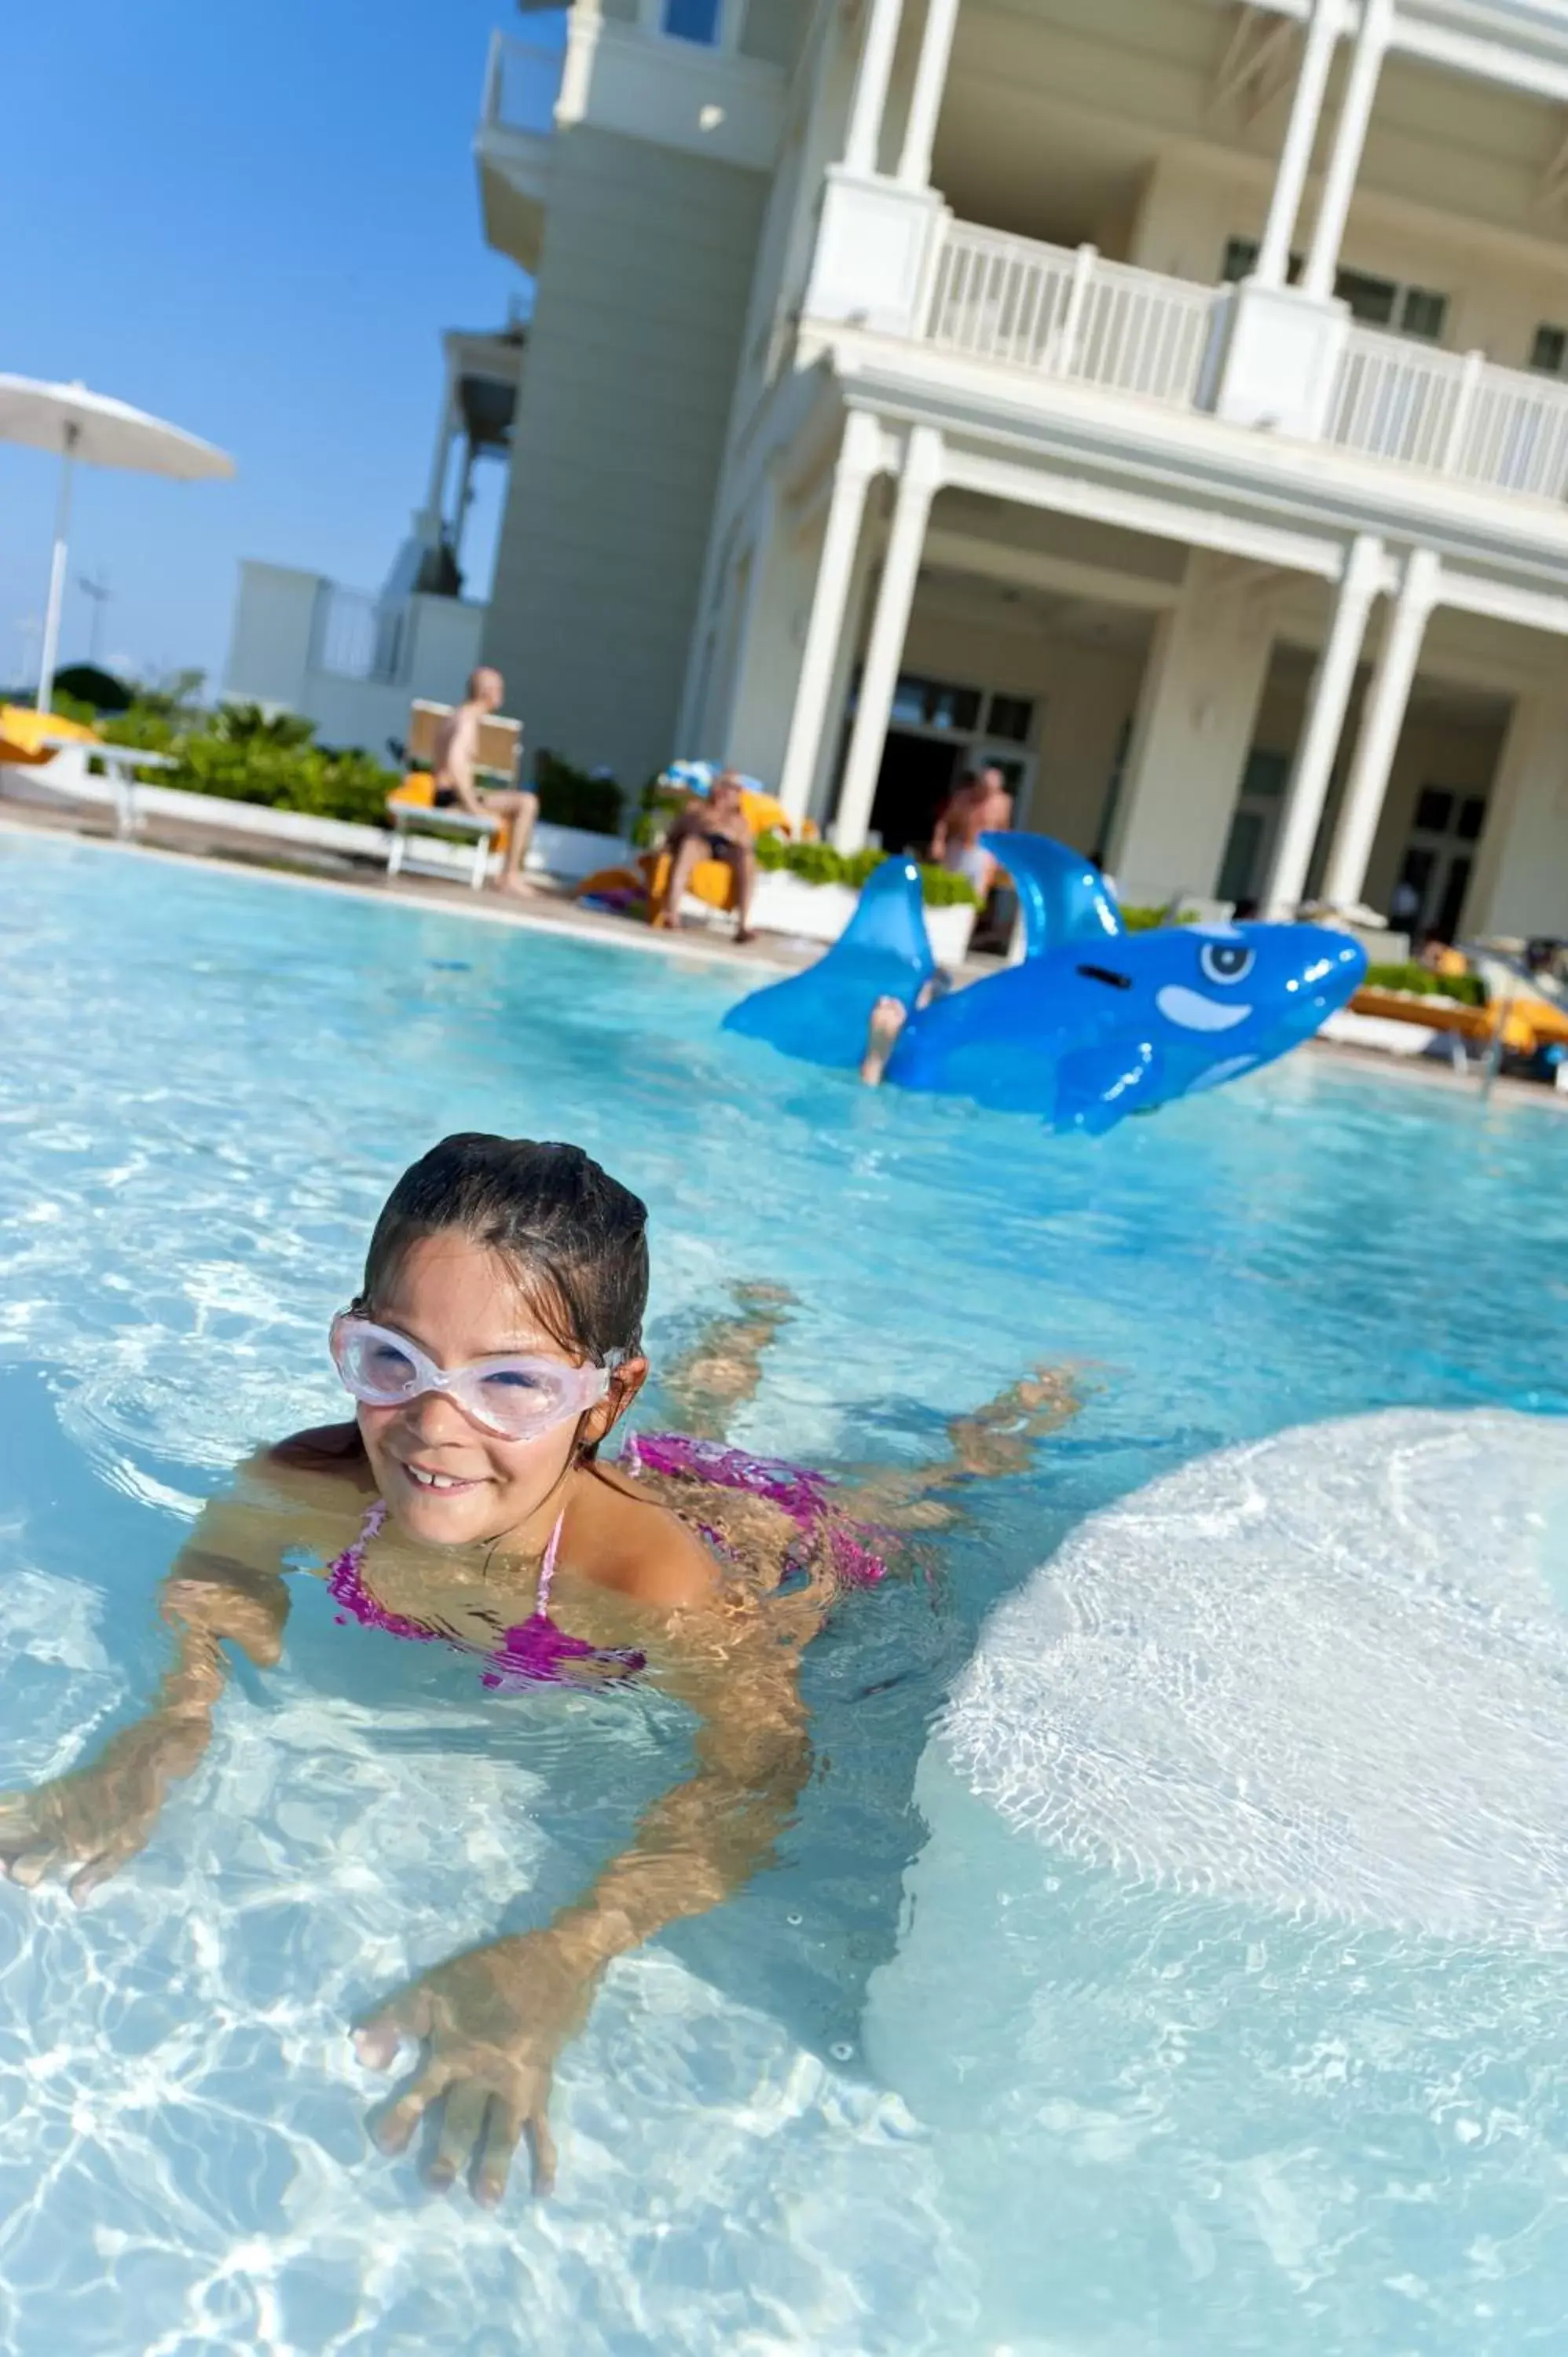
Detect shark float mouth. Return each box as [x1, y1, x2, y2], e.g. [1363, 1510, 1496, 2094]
[1154, 984, 1252, 1032]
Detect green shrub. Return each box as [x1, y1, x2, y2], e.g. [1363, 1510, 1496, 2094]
[99, 700, 189, 755]
[751, 830, 977, 907]
[161, 734, 401, 829]
[533, 751, 623, 836]
[1365, 960, 1488, 1007]
[210, 702, 317, 750]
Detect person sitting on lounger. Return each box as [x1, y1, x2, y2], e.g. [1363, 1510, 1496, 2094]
[653, 770, 757, 944]
[431, 669, 538, 900]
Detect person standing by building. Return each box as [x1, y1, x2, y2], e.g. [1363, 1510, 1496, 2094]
[930, 764, 1014, 901]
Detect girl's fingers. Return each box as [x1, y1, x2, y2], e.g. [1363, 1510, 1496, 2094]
[352, 1982, 431, 2072]
[371, 2061, 452, 2156]
[67, 1839, 136, 1904]
[527, 2104, 558, 2198]
[474, 2097, 526, 2208]
[5, 1847, 60, 1889]
[426, 2080, 489, 2190]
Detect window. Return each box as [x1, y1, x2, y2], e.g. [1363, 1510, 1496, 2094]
[1222, 236, 1301, 285]
[661, 0, 723, 44]
[1415, 786, 1455, 834]
[888, 674, 983, 731]
[1531, 323, 1568, 376]
[986, 693, 1035, 743]
[1456, 795, 1487, 843]
[1398, 287, 1448, 342]
[1224, 240, 1448, 343]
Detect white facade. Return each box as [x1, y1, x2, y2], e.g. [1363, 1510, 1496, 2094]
[475, 0, 1568, 937]
[224, 564, 487, 758]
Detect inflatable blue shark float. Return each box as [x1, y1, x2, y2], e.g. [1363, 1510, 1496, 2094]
[724, 831, 1367, 1133]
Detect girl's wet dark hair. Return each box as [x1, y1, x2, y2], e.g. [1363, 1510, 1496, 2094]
[359, 1134, 649, 1368]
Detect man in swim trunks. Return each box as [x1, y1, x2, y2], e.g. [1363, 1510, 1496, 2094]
[653, 769, 758, 943]
[430, 668, 539, 899]
[930, 764, 1013, 901]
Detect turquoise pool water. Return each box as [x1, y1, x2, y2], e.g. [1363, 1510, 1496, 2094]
[2, 829, 1567, 2355]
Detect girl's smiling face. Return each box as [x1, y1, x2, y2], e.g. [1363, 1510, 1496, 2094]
[357, 1230, 639, 1551]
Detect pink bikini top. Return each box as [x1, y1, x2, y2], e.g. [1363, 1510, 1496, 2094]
[326, 1500, 647, 1689]
[323, 1434, 891, 1692]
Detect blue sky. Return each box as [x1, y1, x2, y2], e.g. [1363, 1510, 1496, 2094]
[2, 0, 544, 695]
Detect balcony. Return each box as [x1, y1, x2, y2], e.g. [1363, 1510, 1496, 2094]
[475, 31, 564, 271]
[925, 222, 1212, 415]
[915, 216, 1568, 515]
[1326, 325, 1568, 501]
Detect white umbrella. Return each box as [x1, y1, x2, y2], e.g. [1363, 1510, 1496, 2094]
[0, 375, 234, 712]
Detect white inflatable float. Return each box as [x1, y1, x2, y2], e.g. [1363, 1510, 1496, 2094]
[938, 1407, 1568, 1946]
[860, 1410, 1568, 2345]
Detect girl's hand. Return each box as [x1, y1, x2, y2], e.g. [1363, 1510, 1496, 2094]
[0, 1717, 203, 1902]
[353, 1928, 599, 2204]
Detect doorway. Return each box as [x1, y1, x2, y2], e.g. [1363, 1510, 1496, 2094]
[870, 733, 963, 855]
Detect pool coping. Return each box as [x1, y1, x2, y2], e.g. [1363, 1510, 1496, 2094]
[0, 805, 807, 982]
[5, 806, 1566, 1119]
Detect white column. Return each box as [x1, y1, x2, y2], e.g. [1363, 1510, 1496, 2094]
[778, 411, 886, 821]
[896, 0, 960, 189]
[1108, 550, 1277, 905]
[1321, 545, 1441, 911]
[844, 0, 906, 177]
[1465, 691, 1568, 940]
[1302, 0, 1392, 302]
[1265, 533, 1384, 916]
[1255, 0, 1341, 289]
[831, 423, 943, 852]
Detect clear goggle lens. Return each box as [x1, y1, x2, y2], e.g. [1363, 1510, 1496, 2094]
[330, 1314, 610, 1441]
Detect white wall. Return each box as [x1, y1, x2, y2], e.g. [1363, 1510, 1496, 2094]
[484, 119, 771, 790]
[1462, 692, 1568, 938]
[224, 563, 319, 712]
[222, 568, 485, 758]
[1108, 550, 1275, 903]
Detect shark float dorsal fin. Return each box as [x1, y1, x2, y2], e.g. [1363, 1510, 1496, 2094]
[981, 830, 1123, 962]
[721, 856, 935, 1069]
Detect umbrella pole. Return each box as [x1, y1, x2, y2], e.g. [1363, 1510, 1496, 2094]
[36, 424, 79, 716]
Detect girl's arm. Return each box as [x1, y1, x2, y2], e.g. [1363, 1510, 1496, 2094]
[354, 1600, 811, 2204]
[0, 1448, 341, 1900]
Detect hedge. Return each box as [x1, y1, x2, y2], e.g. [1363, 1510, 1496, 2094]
[751, 831, 978, 907]
[1365, 960, 1488, 1007]
[94, 705, 628, 837]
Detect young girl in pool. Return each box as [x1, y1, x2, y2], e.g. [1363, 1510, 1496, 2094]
[0, 1134, 1075, 2205]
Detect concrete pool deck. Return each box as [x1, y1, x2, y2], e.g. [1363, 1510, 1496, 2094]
[4, 793, 1565, 1117]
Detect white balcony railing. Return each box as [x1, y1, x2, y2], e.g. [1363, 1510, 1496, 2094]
[923, 222, 1214, 412]
[481, 29, 565, 138]
[1326, 325, 1568, 502]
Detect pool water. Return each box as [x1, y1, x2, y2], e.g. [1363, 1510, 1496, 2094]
[2, 830, 1567, 2355]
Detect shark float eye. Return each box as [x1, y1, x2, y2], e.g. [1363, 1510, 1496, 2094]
[1199, 940, 1255, 986]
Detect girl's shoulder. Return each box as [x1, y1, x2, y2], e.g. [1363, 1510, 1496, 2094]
[239, 1421, 377, 1522]
[268, 1419, 369, 1473]
[574, 1462, 722, 1611]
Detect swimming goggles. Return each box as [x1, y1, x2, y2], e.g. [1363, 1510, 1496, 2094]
[329, 1314, 610, 1442]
